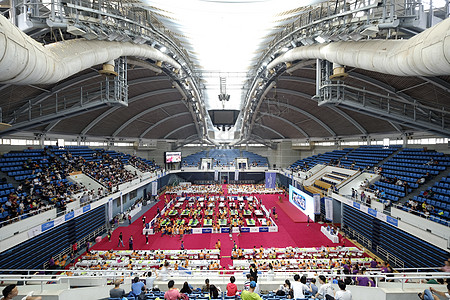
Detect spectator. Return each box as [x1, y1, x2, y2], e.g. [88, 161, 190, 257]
[109, 280, 126, 299]
[164, 280, 181, 300]
[180, 281, 192, 294]
[1, 284, 42, 300]
[308, 278, 318, 296]
[333, 280, 352, 300]
[442, 260, 450, 273]
[242, 281, 263, 300]
[201, 278, 210, 293]
[131, 277, 146, 300]
[275, 279, 292, 298]
[250, 263, 258, 283]
[314, 275, 334, 299]
[210, 285, 219, 299]
[227, 276, 237, 296]
[292, 274, 312, 299]
[243, 274, 251, 290]
[418, 284, 450, 300]
[145, 271, 157, 290]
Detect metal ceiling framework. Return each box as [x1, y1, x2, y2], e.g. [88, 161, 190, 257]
[0, 0, 207, 142]
[0, 0, 448, 148]
[239, 0, 450, 145]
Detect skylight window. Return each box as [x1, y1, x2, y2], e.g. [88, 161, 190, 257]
[141, 0, 316, 110]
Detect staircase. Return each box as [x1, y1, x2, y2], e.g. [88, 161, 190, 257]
[376, 147, 402, 166]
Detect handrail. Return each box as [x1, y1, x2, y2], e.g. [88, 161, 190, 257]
[0, 204, 55, 228]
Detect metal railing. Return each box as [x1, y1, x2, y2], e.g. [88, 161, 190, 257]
[0, 269, 449, 293]
[0, 204, 55, 228]
[317, 83, 450, 135]
[376, 245, 405, 269]
[42, 224, 107, 269]
[344, 227, 372, 249]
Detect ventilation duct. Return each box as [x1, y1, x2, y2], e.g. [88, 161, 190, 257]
[0, 15, 181, 85]
[267, 18, 450, 77]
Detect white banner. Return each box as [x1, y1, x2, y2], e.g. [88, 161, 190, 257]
[325, 197, 333, 221]
[269, 226, 278, 232]
[120, 192, 123, 213]
[234, 170, 239, 181]
[214, 170, 219, 181]
[54, 216, 64, 227]
[313, 194, 321, 214]
[27, 226, 41, 238]
[74, 207, 83, 217]
[250, 227, 259, 232]
[152, 181, 158, 196]
[108, 198, 113, 221]
[192, 228, 202, 234]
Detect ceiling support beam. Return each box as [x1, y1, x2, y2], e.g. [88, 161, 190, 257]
[163, 123, 196, 139]
[265, 100, 336, 136]
[112, 104, 187, 137]
[328, 107, 368, 135]
[254, 124, 286, 139]
[80, 89, 178, 136]
[259, 112, 309, 138]
[138, 112, 191, 138]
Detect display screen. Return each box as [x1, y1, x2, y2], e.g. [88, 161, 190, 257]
[165, 152, 181, 163]
[289, 185, 315, 222]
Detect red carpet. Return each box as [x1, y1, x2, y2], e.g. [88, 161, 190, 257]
[89, 187, 357, 268]
[277, 198, 308, 223]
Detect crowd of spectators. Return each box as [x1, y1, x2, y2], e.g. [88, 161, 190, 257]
[65, 152, 137, 188]
[403, 191, 437, 218]
[128, 156, 160, 173]
[0, 147, 161, 227]
[107, 260, 405, 300]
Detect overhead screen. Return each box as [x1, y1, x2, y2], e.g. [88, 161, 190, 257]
[289, 185, 315, 222]
[165, 151, 181, 163]
[208, 110, 240, 126]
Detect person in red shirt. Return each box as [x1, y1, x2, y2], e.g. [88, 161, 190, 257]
[227, 276, 238, 296]
[164, 280, 181, 300]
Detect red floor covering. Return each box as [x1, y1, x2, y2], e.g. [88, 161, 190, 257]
[90, 187, 356, 269]
[276, 197, 309, 223]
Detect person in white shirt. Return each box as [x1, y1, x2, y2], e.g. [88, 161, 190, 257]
[145, 270, 158, 290]
[292, 274, 312, 299]
[334, 280, 352, 300]
[313, 275, 334, 299]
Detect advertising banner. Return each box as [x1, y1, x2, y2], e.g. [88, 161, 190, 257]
[325, 197, 333, 221]
[152, 181, 158, 196]
[265, 172, 276, 189]
[313, 194, 321, 214]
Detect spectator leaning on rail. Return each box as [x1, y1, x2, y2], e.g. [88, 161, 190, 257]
[1, 284, 42, 300]
[418, 283, 450, 300]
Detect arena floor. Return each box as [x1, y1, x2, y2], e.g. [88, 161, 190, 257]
[89, 186, 356, 269]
